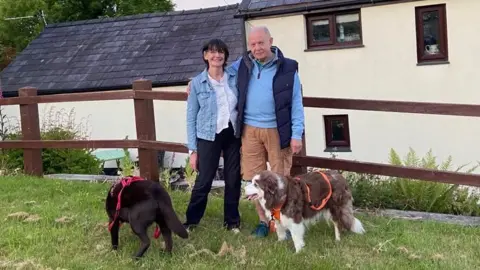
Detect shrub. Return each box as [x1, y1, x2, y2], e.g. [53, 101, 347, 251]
[117, 136, 137, 177]
[183, 155, 197, 189]
[0, 106, 102, 175]
[345, 148, 480, 216]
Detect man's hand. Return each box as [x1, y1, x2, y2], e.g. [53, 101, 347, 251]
[189, 152, 198, 171]
[290, 138, 303, 154]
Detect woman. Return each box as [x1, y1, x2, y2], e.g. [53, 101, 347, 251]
[184, 39, 241, 233]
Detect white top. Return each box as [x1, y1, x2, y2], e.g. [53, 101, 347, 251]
[208, 73, 238, 134]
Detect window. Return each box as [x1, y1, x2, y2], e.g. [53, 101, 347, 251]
[415, 4, 449, 64]
[306, 11, 362, 49]
[324, 115, 351, 151]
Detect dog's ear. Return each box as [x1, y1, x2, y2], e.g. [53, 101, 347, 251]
[261, 173, 285, 210]
[262, 173, 279, 195]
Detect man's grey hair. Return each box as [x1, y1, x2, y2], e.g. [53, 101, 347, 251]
[248, 25, 272, 38]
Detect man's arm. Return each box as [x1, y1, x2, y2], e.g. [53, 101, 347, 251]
[186, 80, 200, 152]
[291, 71, 305, 140]
[228, 57, 242, 72]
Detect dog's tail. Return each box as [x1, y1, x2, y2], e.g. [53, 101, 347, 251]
[150, 183, 188, 239]
[157, 199, 189, 239]
[350, 217, 366, 234]
[336, 195, 365, 234]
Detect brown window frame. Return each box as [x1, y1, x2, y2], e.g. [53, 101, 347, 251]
[415, 4, 449, 63]
[306, 10, 363, 49]
[324, 114, 351, 150]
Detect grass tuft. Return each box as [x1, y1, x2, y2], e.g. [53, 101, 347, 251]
[0, 176, 479, 270]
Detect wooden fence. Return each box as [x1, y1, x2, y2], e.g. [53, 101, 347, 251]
[1, 79, 480, 187]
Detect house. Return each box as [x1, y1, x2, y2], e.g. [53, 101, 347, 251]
[235, 0, 480, 168]
[2, 0, 479, 172]
[0, 4, 244, 169]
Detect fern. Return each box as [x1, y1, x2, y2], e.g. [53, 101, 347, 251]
[386, 148, 479, 214]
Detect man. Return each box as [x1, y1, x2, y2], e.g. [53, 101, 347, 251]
[231, 26, 305, 238]
[186, 26, 305, 238]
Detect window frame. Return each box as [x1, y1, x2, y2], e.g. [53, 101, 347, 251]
[323, 114, 351, 150]
[415, 4, 449, 63]
[306, 10, 363, 49]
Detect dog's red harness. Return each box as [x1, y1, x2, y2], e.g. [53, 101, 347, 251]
[108, 176, 161, 239]
[269, 170, 333, 232]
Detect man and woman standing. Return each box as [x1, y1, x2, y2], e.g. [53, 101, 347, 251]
[184, 26, 305, 238]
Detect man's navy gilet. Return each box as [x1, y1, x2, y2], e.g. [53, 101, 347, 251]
[235, 47, 298, 149]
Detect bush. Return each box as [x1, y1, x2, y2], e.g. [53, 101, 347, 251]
[0, 106, 102, 175]
[345, 148, 480, 216]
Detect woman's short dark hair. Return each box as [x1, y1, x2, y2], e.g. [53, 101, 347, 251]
[202, 38, 229, 69]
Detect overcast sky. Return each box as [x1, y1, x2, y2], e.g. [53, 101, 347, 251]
[173, 0, 241, 10]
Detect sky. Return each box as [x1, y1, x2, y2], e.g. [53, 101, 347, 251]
[173, 0, 241, 10]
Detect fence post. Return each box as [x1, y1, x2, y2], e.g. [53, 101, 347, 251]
[290, 84, 307, 176]
[133, 79, 159, 181]
[19, 87, 43, 176]
[290, 132, 307, 176]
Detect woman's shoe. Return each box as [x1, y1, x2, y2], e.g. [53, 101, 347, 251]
[226, 224, 240, 234]
[183, 223, 197, 232]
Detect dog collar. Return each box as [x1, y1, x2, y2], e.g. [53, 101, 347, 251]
[270, 194, 287, 221]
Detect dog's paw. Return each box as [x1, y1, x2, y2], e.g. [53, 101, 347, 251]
[294, 242, 305, 253]
[112, 245, 118, 250]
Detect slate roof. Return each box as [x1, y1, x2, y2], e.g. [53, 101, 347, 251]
[0, 4, 244, 97]
[237, 0, 401, 17]
[239, 0, 321, 11]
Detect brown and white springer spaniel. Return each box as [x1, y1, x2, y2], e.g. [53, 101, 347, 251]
[244, 170, 365, 253]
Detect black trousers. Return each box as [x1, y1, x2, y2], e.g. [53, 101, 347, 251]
[185, 122, 242, 227]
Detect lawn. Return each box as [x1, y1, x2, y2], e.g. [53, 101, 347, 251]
[0, 176, 479, 270]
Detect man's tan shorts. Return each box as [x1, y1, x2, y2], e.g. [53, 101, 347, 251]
[241, 124, 293, 181]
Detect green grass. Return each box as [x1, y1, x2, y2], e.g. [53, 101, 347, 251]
[0, 176, 479, 270]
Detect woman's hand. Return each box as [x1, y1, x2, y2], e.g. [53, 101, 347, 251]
[186, 80, 192, 95]
[189, 152, 198, 171]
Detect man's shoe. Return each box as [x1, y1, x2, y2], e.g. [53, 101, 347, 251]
[251, 221, 269, 238]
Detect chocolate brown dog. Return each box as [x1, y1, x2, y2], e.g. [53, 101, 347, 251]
[105, 177, 188, 258]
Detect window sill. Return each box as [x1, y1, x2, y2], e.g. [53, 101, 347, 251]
[417, 60, 450, 66]
[305, 44, 364, 52]
[324, 146, 352, 153]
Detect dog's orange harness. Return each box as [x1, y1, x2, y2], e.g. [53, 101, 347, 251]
[269, 170, 333, 232]
[300, 170, 333, 211]
[108, 176, 161, 239]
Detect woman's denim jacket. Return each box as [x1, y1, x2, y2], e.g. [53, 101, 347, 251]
[186, 66, 239, 152]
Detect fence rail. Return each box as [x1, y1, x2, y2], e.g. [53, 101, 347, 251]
[1, 79, 480, 187]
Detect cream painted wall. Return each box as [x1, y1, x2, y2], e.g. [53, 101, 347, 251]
[1, 85, 190, 169]
[246, 0, 480, 168]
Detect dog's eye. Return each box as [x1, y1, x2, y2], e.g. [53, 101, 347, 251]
[254, 183, 258, 187]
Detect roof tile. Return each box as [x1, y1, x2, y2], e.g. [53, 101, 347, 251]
[1, 4, 244, 95]
[239, 0, 354, 12]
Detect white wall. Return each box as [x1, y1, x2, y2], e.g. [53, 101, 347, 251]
[1, 85, 190, 169]
[245, 0, 480, 169]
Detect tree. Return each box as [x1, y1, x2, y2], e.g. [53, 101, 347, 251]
[0, 0, 175, 70]
[0, 0, 46, 52]
[114, 0, 175, 16]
